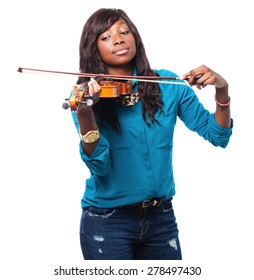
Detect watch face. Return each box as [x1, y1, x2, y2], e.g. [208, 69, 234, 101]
[84, 130, 99, 143]
[87, 133, 97, 142]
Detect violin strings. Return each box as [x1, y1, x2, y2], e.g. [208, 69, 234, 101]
[130, 79, 189, 86]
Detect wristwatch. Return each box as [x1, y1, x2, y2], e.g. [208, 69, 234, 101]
[80, 129, 100, 144]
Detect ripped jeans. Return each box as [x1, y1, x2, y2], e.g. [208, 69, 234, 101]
[80, 198, 182, 260]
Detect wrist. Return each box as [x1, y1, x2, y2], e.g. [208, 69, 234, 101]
[215, 94, 231, 108]
[77, 105, 93, 117]
[80, 129, 100, 144]
[215, 84, 229, 103]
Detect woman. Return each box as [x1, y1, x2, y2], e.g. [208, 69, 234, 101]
[70, 8, 233, 260]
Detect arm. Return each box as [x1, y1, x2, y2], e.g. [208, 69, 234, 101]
[76, 78, 102, 157]
[183, 64, 231, 128]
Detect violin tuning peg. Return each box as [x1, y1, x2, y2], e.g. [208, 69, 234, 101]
[81, 99, 93, 106]
[86, 99, 94, 106]
[62, 102, 70, 110]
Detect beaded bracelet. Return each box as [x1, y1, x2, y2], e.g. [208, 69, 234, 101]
[215, 95, 231, 107]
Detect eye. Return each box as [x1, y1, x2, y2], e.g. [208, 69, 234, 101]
[101, 35, 110, 41]
[121, 30, 129, 35]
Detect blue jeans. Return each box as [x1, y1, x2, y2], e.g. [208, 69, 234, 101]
[80, 198, 182, 260]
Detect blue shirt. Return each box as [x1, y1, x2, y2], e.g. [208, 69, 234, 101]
[71, 69, 233, 208]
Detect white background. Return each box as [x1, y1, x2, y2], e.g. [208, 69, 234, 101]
[1, 0, 253, 279]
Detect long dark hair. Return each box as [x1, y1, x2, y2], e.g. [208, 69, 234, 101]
[78, 8, 163, 131]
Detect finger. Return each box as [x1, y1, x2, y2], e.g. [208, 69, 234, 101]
[182, 65, 208, 80]
[202, 76, 216, 87]
[182, 71, 192, 80]
[195, 72, 211, 86]
[187, 69, 213, 87]
[182, 66, 202, 79]
[87, 77, 95, 86]
[88, 78, 99, 95]
[183, 71, 202, 86]
[88, 78, 102, 95]
[88, 78, 96, 95]
[93, 81, 102, 94]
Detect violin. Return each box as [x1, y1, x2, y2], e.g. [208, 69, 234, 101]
[62, 79, 133, 111]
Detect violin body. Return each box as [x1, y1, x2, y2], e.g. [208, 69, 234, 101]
[63, 80, 133, 111]
[99, 80, 132, 97]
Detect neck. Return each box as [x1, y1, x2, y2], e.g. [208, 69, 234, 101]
[106, 64, 134, 77]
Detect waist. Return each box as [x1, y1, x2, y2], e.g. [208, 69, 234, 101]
[127, 197, 171, 208]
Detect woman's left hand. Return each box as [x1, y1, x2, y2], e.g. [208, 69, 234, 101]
[182, 64, 228, 90]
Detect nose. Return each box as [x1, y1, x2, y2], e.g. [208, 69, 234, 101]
[113, 34, 124, 45]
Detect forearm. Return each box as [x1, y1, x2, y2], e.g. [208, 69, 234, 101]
[77, 107, 99, 157]
[214, 85, 231, 128]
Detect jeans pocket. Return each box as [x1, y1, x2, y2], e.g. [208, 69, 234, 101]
[161, 199, 173, 213]
[85, 206, 116, 218]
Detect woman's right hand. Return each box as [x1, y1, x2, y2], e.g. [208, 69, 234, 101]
[77, 78, 102, 116]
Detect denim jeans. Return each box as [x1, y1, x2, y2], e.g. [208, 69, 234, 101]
[80, 198, 182, 260]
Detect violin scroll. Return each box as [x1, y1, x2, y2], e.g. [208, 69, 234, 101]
[62, 84, 94, 111]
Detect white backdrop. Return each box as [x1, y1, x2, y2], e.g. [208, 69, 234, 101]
[1, 0, 253, 279]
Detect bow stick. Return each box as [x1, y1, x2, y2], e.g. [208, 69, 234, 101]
[17, 67, 189, 86]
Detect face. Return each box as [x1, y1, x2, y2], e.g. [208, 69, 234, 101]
[97, 19, 136, 72]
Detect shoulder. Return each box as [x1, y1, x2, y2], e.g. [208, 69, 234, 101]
[153, 68, 195, 103]
[154, 69, 179, 78]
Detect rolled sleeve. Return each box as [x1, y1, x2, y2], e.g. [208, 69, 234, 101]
[178, 87, 233, 148]
[207, 114, 233, 148]
[79, 133, 111, 176]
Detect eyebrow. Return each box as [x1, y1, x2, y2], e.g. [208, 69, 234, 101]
[119, 21, 128, 26]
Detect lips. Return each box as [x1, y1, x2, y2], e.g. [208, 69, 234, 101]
[113, 48, 129, 55]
